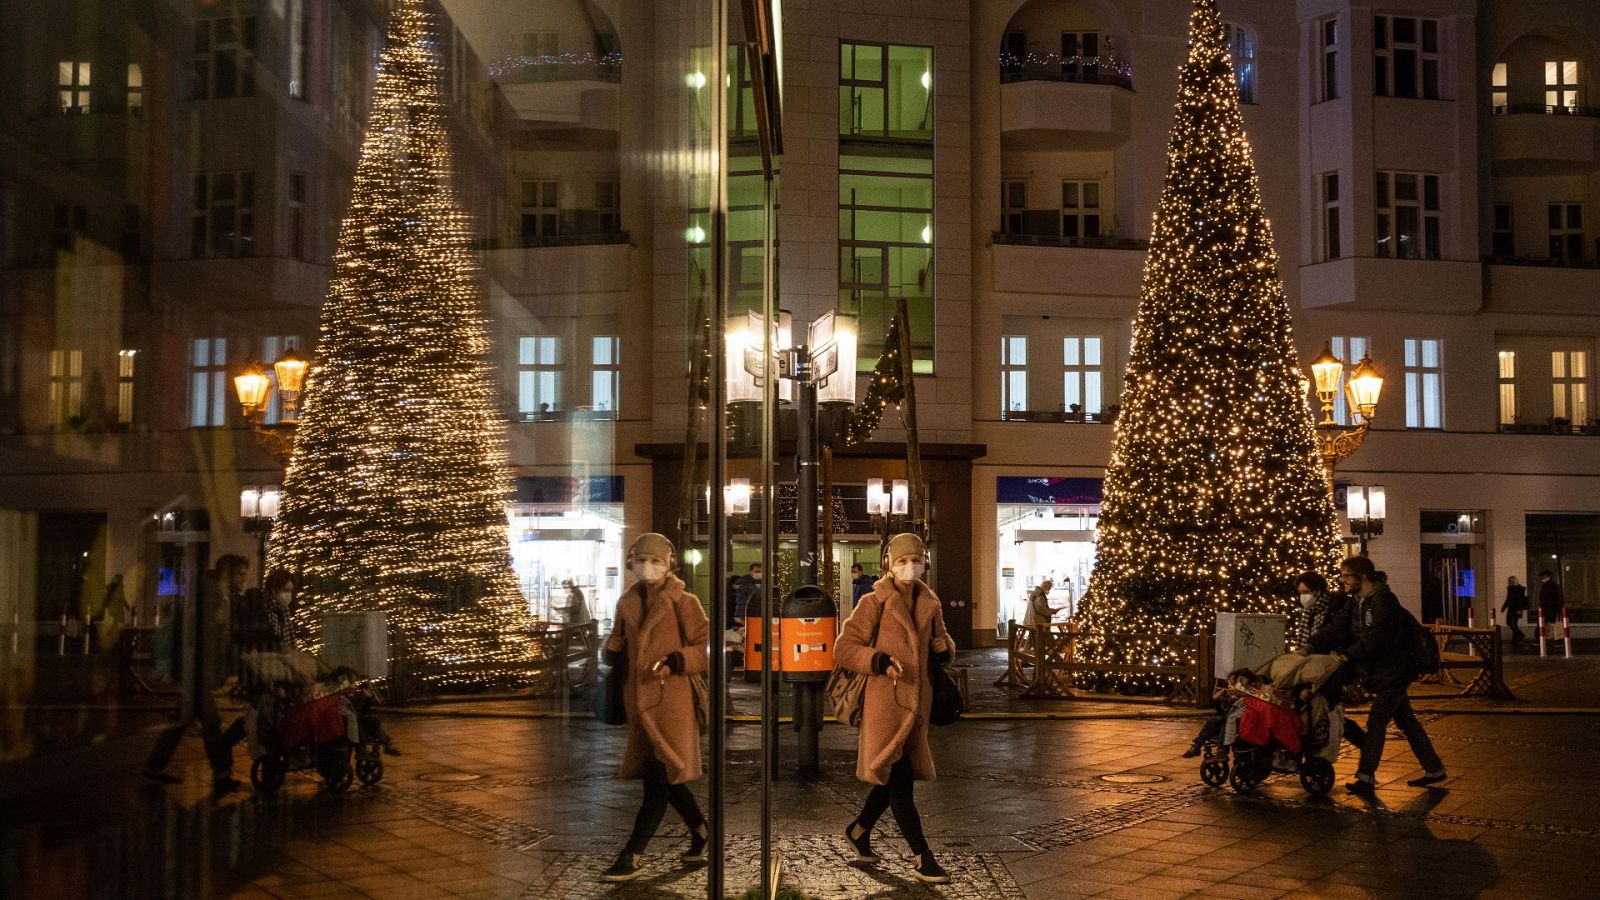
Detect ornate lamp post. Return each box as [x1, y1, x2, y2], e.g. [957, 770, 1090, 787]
[1345, 484, 1387, 556]
[239, 484, 281, 585]
[1309, 343, 1384, 488]
[233, 349, 309, 463]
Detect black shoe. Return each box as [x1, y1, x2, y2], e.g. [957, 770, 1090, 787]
[142, 769, 181, 785]
[681, 825, 708, 863]
[211, 777, 242, 795]
[600, 851, 643, 882]
[1181, 743, 1202, 759]
[1407, 770, 1448, 787]
[1345, 777, 1376, 795]
[914, 851, 951, 884]
[845, 821, 879, 862]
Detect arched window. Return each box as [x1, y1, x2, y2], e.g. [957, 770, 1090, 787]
[1224, 23, 1257, 104]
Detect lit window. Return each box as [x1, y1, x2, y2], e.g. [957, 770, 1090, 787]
[1330, 336, 1369, 425]
[118, 349, 138, 425]
[190, 337, 228, 428]
[288, 0, 307, 99]
[126, 63, 143, 112]
[839, 152, 934, 373]
[1552, 350, 1589, 424]
[1001, 336, 1027, 414]
[518, 336, 563, 419]
[1224, 23, 1257, 104]
[1549, 203, 1584, 261]
[1545, 59, 1580, 110]
[1375, 171, 1441, 260]
[1496, 350, 1517, 426]
[1403, 338, 1444, 429]
[57, 60, 91, 113]
[191, 171, 255, 258]
[1321, 172, 1341, 260]
[591, 335, 620, 415]
[1374, 16, 1440, 100]
[1491, 62, 1507, 111]
[839, 42, 932, 140]
[48, 350, 84, 428]
[1063, 337, 1103, 416]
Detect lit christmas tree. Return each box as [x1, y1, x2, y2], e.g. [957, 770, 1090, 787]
[1073, 0, 1340, 691]
[268, 0, 532, 685]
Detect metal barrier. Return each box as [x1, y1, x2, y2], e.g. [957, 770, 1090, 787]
[1000, 620, 1213, 708]
[1424, 622, 1514, 699]
[390, 621, 599, 704]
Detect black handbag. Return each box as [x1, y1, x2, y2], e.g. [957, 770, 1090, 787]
[594, 624, 628, 725]
[928, 642, 964, 726]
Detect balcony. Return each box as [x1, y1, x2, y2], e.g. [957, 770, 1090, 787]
[990, 237, 1145, 302]
[1298, 257, 1482, 313]
[1489, 105, 1600, 173]
[1485, 257, 1600, 314]
[1000, 407, 1120, 425]
[493, 56, 620, 131]
[992, 226, 1147, 252]
[999, 66, 1133, 150]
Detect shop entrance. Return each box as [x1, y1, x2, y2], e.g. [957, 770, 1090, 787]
[996, 503, 1099, 636]
[1420, 510, 1486, 626]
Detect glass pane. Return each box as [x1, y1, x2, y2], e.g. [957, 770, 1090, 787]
[1405, 338, 1419, 367]
[1422, 339, 1440, 368]
[1085, 371, 1102, 412]
[1085, 337, 1102, 366]
[1063, 337, 1079, 366]
[1553, 351, 1568, 379]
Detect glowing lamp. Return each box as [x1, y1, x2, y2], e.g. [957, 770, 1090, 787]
[240, 485, 261, 520]
[1345, 355, 1383, 420]
[234, 363, 271, 414]
[890, 479, 910, 516]
[724, 478, 752, 516]
[1310, 344, 1343, 397]
[258, 485, 282, 519]
[866, 478, 886, 516]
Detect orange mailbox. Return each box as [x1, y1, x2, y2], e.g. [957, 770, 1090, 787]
[780, 585, 837, 683]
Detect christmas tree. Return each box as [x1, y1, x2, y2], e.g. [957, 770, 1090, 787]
[1073, 0, 1340, 691]
[268, 0, 533, 685]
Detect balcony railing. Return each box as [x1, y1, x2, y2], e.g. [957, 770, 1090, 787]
[999, 54, 1134, 91]
[1485, 254, 1600, 270]
[992, 228, 1147, 251]
[1000, 408, 1120, 425]
[1491, 103, 1600, 118]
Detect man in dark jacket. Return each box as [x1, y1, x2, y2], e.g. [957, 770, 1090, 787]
[1335, 556, 1446, 793]
[1501, 575, 1529, 647]
[1537, 571, 1564, 634]
[850, 563, 875, 603]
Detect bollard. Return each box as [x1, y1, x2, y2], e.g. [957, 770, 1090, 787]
[1562, 607, 1574, 659]
[58, 613, 67, 656]
[1537, 608, 1549, 657]
[1467, 607, 1477, 657]
[82, 610, 92, 653]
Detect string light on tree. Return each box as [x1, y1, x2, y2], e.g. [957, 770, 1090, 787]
[1072, 0, 1340, 693]
[268, 0, 533, 687]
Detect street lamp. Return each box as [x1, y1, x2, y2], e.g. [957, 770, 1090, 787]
[240, 484, 281, 585]
[1308, 342, 1384, 488]
[234, 348, 311, 463]
[1345, 484, 1386, 557]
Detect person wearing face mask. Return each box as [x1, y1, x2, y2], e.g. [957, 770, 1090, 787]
[1293, 572, 1345, 652]
[834, 532, 954, 884]
[600, 533, 710, 883]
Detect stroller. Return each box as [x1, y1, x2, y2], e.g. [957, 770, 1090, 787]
[242, 651, 386, 793]
[1197, 654, 1346, 797]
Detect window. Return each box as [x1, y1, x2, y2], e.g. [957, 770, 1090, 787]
[48, 350, 83, 428]
[1492, 203, 1514, 257]
[594, 180, 620, 234]
[522, 31, 559, 58]
[1000, 31, 1025, 77]
[1321, 172, 1341, 260]
[840, 152, 934, 373]
[288, 0, 307, 99]
[192, 172, 255, 258]
[1546, 59, 1579, 110]
[1491, 62, 1507, 111]
[1061, 181, 1102, 244]
[1063, 336, 1103, 415]
[1404, 337, 1444, 429]
[1374, 16, 1439, 100]
[52, 204, 86, 252]
[1001, 180, 1026, 234]
[57, 60, 91, 113]
[1549, 203, 1584, 260]
[1552, 350, 1590, 424]
[1320, 19, 1339, 101]
[1330, 336, 1370, 425]
[520, 180, 558, 244]
[1376, 171, 1441, 260]
[1060, 32, 1100, 79]
[126, 64, 143, 112]
[1224, 23, 1257, 104]
[590, 335, 620, 414]
[117, 349, 137, 426]
[1001, 336, 1027, 414]
[518, 336, 562, 419]
[287, 172, 307, 260]
[194, 17, 257, 99]
[189, 338, 227, 427]
[260, 335, 300, 424]
[839, 42, 933, 140]
[1497, 350, 1517, 426]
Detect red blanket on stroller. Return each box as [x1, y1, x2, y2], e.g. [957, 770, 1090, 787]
[1238, 695, 1302, 753]
[281, 694, 348, 748]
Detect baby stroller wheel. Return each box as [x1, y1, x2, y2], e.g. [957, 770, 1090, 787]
[356, 754, 384, 786]
[1200, 756, 1229, 788]
[317, 744, 354, 791]
[1228, 763, 1263, 794]
[1299, 756, 1335, 796]
[251, 755, 286, 793]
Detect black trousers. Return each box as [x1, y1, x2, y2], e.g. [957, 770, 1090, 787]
[144, 690, 241, 778]
[856, 756, 929, 856]
[1506, 610, 1524, 644]
[624, 757, 705, 855]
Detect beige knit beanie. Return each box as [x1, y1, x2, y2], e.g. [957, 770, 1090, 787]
[628, 532, 674, 560]
[884, 532, 927, 561]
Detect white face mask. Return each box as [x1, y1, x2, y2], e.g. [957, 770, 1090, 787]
[891, 561, 925, 583]
[633, 561, 669, 583]
[1298, 592, 1316, 608]
[274, 590, 293, 606]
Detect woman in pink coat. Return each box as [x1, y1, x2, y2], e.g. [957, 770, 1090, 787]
[599, 533, 710, 882]
[834, 532, 954, 884]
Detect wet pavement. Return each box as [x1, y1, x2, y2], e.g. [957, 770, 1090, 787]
[3, 653, 1599, 899]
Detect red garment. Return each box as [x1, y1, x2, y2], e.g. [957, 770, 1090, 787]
[280, 694, 348, 748]
[1238, 695, 1302, 753]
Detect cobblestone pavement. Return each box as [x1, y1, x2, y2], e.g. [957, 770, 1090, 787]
[5, 656, 1600, 899]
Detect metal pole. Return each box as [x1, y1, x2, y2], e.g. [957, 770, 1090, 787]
[757, 169, 778, 900]
[794, 367, 821, 774]
[707, 2, 729, 894]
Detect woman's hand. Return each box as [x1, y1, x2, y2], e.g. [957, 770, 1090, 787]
[885, 656, 904, 680]
[931, 635, 950, 655]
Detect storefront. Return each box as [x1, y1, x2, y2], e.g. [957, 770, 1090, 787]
[994, 476, 1102, 637]
[507, 475, 625, 627]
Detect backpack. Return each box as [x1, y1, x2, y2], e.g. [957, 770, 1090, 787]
[1404, 605, 1440, 676]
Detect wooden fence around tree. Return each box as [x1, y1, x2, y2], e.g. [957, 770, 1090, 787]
[1000, 621, 1213, 708]
[388, 621, 598, 704]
